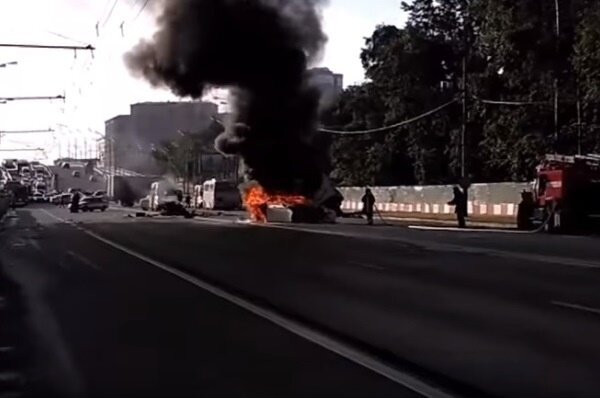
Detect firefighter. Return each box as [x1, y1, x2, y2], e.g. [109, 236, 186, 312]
[70, 191, 81, 213]
[448, 186, 467, 228]
[517, 190, 535, 230]
[9, 191, 16, 211]
[361, 188, 376, 225]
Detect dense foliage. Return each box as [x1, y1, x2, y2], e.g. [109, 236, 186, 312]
[325, 0, 600, 185]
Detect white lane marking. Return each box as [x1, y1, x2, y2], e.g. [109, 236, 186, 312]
[551, 301, 600, 316]
[67, 250, 101, 271]
[40, 209, 453, 398]
[408, 225, 523, 234]
[258, 223, 600, 270]
[194, 216, 240, 225]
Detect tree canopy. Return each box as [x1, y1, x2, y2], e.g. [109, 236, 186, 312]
[325, 0, 600, 185]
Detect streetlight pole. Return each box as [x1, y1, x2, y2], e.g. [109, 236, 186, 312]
[0, 61, 18, 68]
[0, 128, 54, 145]
[0, 43, 94, 51]
[0, 95, 65, 102]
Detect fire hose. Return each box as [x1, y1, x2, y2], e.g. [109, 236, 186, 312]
[526, 202, 557, 234]
[346, 203, 556, 233]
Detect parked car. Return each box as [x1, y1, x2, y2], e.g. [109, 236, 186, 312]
[93, 190, 106, 197]
[51, 193, 72, 205]
[80, 196, 108, 212]
[72, 170, 81, 178]
[30, 192, 45, 203]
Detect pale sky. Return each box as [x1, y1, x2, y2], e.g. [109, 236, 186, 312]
[0, 0, 406, 162]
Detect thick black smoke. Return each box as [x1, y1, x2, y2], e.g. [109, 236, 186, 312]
[126, 0, 328, 196]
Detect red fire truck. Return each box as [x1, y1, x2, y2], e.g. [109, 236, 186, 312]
[531, 154, 600, 232]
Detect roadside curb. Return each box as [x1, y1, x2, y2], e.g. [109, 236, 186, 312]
[381, 216, 514, 229]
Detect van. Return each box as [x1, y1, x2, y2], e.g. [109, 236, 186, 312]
[202, 179, 241, 210]
[149, 181, 182, 211]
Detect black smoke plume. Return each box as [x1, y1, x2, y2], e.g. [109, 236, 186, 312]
[125, 0, 328, 196]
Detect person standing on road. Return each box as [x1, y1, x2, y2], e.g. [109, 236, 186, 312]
[448, 186, 467, 228]
[361, 188, 376, 225]
[9, 191, 16, 211]
[185, 194, 191, 208]
[70, 191, 81, 213]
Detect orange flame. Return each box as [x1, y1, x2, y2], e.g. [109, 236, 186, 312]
[244, 185, 309, 222]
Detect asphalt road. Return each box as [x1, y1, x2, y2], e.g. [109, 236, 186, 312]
[2, 204, 600, 397]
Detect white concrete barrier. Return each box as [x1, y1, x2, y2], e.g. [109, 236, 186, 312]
[339, 182, 532, 217]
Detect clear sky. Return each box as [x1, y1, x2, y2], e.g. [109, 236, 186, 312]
[0, 0, 406, 162]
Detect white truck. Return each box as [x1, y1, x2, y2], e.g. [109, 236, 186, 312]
[201, 179, 241, 210]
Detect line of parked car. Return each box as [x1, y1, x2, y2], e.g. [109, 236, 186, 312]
[48, 189, 109, 212]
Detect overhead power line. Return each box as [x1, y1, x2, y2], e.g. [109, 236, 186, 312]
[102, 0, 120, 27]
[133, 0, 152, 21]
[319, 98, 459, 135]
[474, 96, 549, 106]
[46, 31, 90, 46]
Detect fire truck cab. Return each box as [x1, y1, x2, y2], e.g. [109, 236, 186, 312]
[533, 154, 600, 232]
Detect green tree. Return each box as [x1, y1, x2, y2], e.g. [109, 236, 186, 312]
[573, 0, 600, 152]
[325, 0, 600, 185]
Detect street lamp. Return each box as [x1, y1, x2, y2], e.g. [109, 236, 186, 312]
[0, 61, 17, 68]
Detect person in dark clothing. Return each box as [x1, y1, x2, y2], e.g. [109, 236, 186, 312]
[361, 188, 376, 225]
[185, 194, 192, 208]
[448, 186, 467, 228]
[517, 190, 535, 230]
[9, 191, 16, 211]
[70, 191, 81, 213]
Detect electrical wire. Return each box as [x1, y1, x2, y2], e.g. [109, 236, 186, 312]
[132, 0, 152, 21]
[98, 0, 113, 22]
[319, 98, 459, 135]
[102, 0, 120, 27]
[474, 96, 549, 106]
[46, 31, 90, 46]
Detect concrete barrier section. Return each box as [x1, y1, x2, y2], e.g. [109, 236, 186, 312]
[339, 182, 532, 217]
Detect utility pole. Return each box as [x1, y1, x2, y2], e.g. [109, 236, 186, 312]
[554, 0, 560, 150]
[576, 85, 582, 155]
[461, 56, 467, 179]
[460, 2, 470, 179]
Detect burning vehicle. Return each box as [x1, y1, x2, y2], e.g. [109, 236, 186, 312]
[126, 0, 338, 223]
[242, 177, 342, 223]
